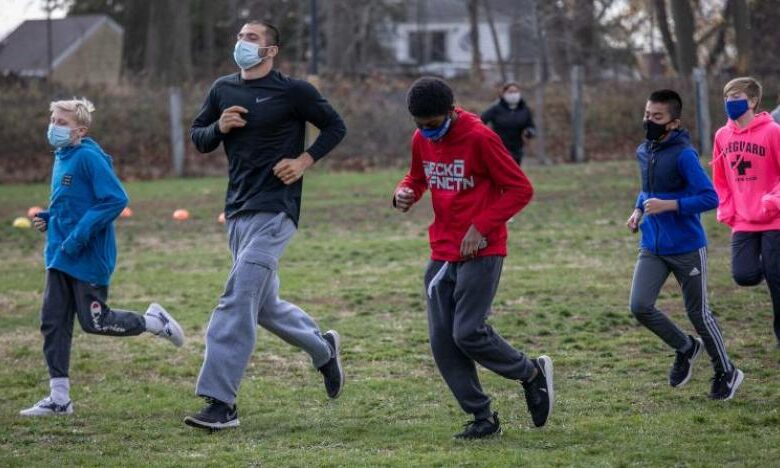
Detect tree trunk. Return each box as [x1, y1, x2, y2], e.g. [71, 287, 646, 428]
[571, 0, 595, 76]
[670, 0, 696, 76]
[653, 0, 678, 72]
[732, 0, 751, 74]
[482, 0, 507, 83]
[468, 0, 483, 82]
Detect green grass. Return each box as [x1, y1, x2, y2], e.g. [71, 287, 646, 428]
[1, 161, 779, 467]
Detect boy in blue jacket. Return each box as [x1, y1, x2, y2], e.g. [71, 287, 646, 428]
[626, 90, 743, 400]
[20, 99, 185, 417]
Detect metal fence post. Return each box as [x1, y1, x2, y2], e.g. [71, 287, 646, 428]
[169, 86, 185, 177]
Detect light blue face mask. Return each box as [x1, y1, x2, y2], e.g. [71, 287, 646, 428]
[233, 40, 271, 70]
[420, 116, 452, 141]
[46, 124, 72, 149]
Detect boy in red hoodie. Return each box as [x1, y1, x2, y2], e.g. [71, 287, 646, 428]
[712, 77, 780, 347]
[393, 77, 554, 439]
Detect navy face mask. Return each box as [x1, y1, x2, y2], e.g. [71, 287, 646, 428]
[420, 116, 452, 141]
[725, 99, 749, 120]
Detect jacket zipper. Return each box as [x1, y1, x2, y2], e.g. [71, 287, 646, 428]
[648, 142, 660, 253]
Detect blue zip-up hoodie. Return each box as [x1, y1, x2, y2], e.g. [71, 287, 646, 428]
[39, 138, 128, 286]
[634, 129, 718, 255]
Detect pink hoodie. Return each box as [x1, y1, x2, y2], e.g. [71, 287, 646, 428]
[712, 112, 780, 232]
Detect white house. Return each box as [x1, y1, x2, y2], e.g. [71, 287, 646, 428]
[389, 0, 537, 79]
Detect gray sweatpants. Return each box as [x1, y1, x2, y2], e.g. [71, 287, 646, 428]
[196, 212, 332, 405]
[425, 256, 536, 420]
[629, 248, 733, 373]
[41, 268, 146, 378]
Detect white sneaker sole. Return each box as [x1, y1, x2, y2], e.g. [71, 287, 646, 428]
[538, 354, 554, 426]
[19, 403, 73, 417]
[671, 337, 703, 388]
[183, 415, 240, 430]
[325, 329, 344, 399]
[147, 303, 185, 347]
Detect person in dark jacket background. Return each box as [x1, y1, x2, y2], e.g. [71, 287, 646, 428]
[481, 82, 536, 166]
[626, 89, 742, 401]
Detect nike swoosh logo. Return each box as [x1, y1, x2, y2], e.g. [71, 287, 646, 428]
[256, 96, 272, 104]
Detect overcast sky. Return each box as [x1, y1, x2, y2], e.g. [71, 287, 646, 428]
[0, 0, 66, 40]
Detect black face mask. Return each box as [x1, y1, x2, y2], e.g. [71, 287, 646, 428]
[643, 120, 670, 141]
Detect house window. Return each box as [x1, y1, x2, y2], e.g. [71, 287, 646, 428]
[409, 31, 447, 63]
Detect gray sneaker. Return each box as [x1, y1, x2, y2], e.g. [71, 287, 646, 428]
[145, 303, 184, 347]
[20, 397, 73, 417]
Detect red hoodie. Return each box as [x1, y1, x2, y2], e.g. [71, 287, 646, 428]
[397, 109, 534, 261]
[712, 112, 780, 232]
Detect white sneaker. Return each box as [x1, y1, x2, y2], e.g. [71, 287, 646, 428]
[145, 303, 185, 347]
[19, 397, 73, 416]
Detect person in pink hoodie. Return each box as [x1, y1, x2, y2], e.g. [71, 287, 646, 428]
[712, 76, 780, 347]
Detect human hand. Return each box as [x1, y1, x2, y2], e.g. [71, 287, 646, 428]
[394, 187, 415, 212]
[218, 106, 248, 134]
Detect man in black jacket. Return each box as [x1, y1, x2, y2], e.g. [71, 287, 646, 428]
[184, 20, 347, 430]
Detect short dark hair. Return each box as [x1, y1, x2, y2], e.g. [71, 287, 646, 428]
[246, 20, 280, 46]
[648, 89, 683, 119]
[407, 77, 454, 118]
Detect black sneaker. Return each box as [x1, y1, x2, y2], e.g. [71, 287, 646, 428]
[183, 397, 239, 430]
[709, 368, 744, 400]
[318, 330, 344, 399]
[521, 355, 554, 428]
[453, 412, 501, 440]
[669, 335, 703, 388]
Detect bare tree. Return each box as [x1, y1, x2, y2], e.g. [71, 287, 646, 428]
[468, 0, 483, 82]
[482, 0, 507, 83]
[653, 0, 678, 72]
[669, 0, 696, 76]
[731, 0, 751, 74]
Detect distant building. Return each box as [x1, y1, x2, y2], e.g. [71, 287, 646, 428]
[389, 0, 538, 81]
[0, 14, 123, 85]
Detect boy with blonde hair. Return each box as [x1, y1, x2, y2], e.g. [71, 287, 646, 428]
[713, 77, 780, 347]
[20, 98, 185, 417]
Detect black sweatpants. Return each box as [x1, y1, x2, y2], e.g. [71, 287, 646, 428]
[424, 256, 536, 420]
[41, 268, 146, 378]
[629, 248, 733, 373]
[731, 231, 780, 342]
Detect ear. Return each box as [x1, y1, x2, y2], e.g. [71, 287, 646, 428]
[749, 96, 759, 111]
[668, 118, 681, 130]
[265, 45, 279, 59]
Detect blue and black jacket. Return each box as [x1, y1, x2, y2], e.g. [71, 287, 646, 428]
[634, 129, 718, 255]
[40, 138, 129, 286]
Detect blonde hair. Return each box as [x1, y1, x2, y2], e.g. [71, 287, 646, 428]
[49, 98, 96, 127]
[723, 77, 762, 109]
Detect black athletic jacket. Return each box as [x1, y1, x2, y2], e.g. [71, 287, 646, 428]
[481, 98, 535, 162]
[191, 70, 346, 225]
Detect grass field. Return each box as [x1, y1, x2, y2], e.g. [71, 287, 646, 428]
[1, 161, 779, 467]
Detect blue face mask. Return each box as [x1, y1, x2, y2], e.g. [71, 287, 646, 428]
[233, 40, 270, 70]
[47, 124, 72, 148]
[725, 99, 750, 120]
[420, 116, 452, 141]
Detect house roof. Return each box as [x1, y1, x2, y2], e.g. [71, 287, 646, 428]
[404, 0, 535, 23]
[0, 14, 123, 77]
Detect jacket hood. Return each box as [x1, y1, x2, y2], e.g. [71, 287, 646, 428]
[726, 111, 775, 134]
[642, 128, 692, 152]
[55, 137, 110, 161]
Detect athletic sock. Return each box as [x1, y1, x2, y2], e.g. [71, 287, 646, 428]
[50, 377, 70, 404]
